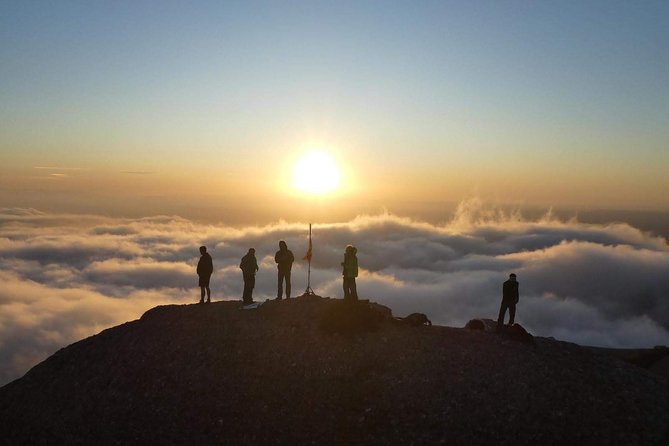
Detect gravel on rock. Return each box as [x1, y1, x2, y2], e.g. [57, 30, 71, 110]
[1, 297, 668, 445]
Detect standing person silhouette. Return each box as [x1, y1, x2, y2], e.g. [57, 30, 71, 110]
[240, 248, 259, 305]
[341, 245, 359, 301]
[497, 273, 519, 329]
[274, 240, 294, 300]
[197, 246, 213, 304]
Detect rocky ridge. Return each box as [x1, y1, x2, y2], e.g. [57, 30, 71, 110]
[0, 297, 668, 445]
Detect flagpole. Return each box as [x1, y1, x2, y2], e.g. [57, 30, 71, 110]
[303, 223, 315, 296]
[307, 223, 312, 290]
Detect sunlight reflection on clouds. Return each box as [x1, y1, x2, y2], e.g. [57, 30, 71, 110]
[1, 204, 668, 386]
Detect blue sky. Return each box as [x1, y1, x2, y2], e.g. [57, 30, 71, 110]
[1, 1, 668, 214]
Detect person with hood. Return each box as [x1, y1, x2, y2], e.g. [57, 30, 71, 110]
[197, 246, 213, 304]
[239, 248, 259, 305]
[341, 245, 359, 301]
[274, 240, 295, 300]
[497, 273, 519, 329]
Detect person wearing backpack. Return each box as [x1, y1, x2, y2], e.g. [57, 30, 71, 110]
[197, 246, 213, 304]
[274, 240, 295, 300]
[341, 245, 359, 301]
[240, 248, 259, 305]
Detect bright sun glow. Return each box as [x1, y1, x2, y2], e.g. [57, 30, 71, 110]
[293, 150, 341, 195]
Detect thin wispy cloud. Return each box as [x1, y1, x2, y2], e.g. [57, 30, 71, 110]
[32, 166, 86, 181]
[33, 167, 87, 171]
[1, 201, 668, 386]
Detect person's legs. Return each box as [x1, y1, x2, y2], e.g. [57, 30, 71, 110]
[200, 286, 205, 303]
[248, 275, 255, 302]
[285, 271, 291, 298]
[343, 277, 350, 300]
[205, 286, 211, 302]
[242, 276, 250, 303]
[497, 301, 508, 327]
[508, 303, 516, 325]
[350, 278, 358, 301]
[277, 270, 284, 299]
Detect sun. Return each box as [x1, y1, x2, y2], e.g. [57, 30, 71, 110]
[293, 150, 341, 195]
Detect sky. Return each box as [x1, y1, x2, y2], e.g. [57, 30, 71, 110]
[1, 1, 669, 217]
[1, 2, 669, 385]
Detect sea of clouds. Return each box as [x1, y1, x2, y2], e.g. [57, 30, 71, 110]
[1, 200, 669, 386]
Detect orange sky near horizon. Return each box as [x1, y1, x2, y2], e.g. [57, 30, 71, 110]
[2, 2, 668, 220]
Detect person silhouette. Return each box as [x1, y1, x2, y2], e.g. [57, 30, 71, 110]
[274, 240, 295, 300]
[341, 245, 359, 301]
[197, 246, 213, 303]
[497, 273, 519, 329]
[239, 248, 259, 305]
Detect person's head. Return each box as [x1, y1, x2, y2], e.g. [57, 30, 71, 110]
[345, 244, 357, 255]
[199, 246, 207, 255]
[279, 240, 287, 250]
[248, 248, 256, 255]
[509, 273, 517, 281]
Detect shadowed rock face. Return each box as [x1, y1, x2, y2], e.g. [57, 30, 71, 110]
[1, 298, 668, 445]
[466, 319, 535, 345]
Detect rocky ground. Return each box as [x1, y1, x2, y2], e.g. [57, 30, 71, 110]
[1, 297, 668, 445]
[588, 346, 669, 382]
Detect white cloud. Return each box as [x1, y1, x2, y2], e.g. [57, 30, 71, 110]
[1, 203, 668, 386]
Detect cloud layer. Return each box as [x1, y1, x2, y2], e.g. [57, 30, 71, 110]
[1, 203, 669, 386]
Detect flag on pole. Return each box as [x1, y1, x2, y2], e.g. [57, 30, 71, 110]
[302, 223, 315, 296]
[303, 233, 312, 261]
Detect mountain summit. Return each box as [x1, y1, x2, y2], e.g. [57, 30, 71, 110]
[1, 298, 668, 445]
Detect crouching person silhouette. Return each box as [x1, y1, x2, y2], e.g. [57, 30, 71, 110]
[497, 273, 519, 329]
[240, 248, 259, 305]
[197, 246, 213, 303]
[341, 245, 359, 301]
